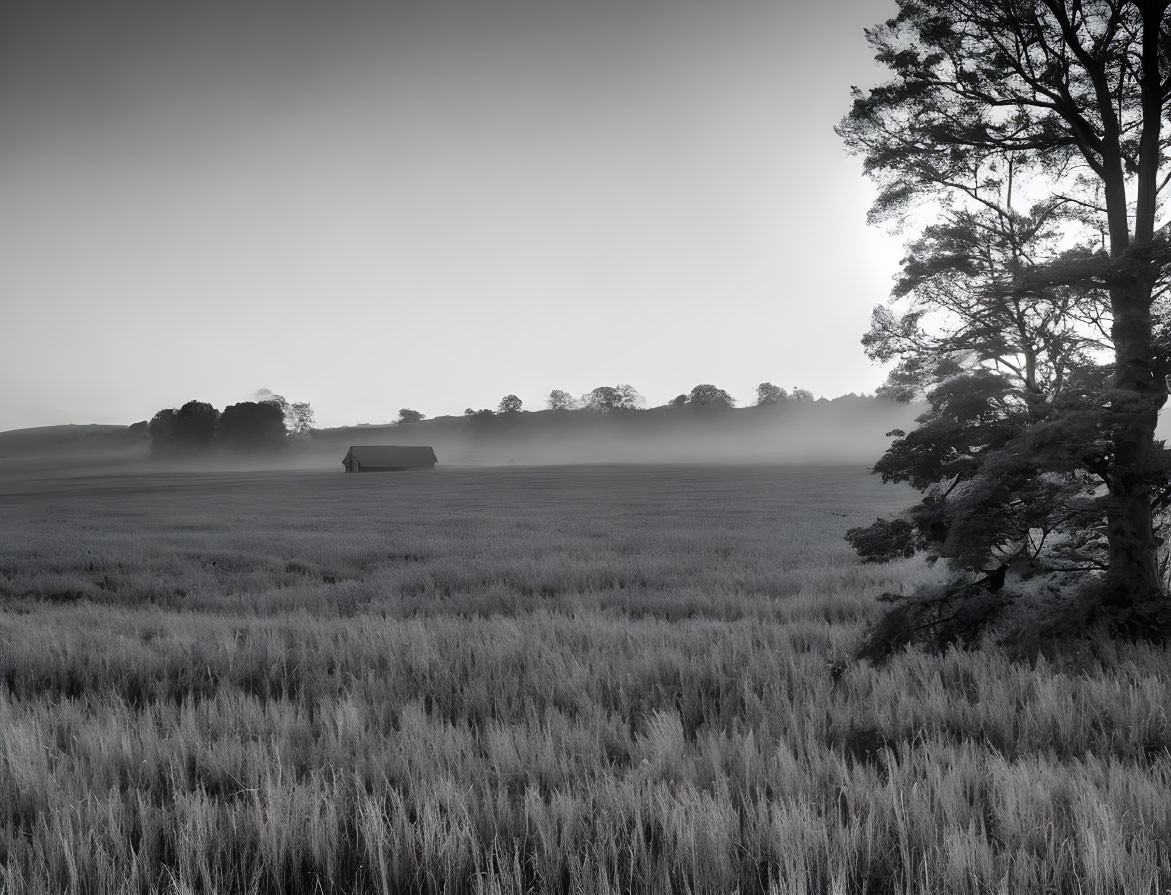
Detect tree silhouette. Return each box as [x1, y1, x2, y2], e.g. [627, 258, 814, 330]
[148, 401, 218, 453]
[582, 385, 643, 412]
[755, 382, 787, 406]
[255, 390, 315, 435]
[840, 0, 1171, 646]
[147, 409, 179, 454]
[498, 394, 523, 413]
[616, 384, 644, 410]
[546, 389, 577, 412]
[397, 408, 425, 424]
[173, 400, 219, 448]
[687, 384, 736, 408]
[216, 402, 286, 450]
[287, 402, 315, 435]
[582, 387, 621, 412]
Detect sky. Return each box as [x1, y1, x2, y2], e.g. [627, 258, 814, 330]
[0, 0, 903, 431]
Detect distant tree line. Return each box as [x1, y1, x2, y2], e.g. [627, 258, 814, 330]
[148, 381, 853, 449]
[398, 382, 821, 422]
[148, 393, 314, 454]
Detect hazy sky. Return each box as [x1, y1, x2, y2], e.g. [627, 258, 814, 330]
[1, 0, 902, 430]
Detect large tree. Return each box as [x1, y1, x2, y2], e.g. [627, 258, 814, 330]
[840, 0, 1171, 638]
[847, 203, 1127, 652]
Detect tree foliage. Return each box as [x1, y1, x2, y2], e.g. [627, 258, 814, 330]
[687, 384, 736, 408]
[173, 400, 219, 447]
[755, 382, 788, 406]
[498, 394, 523, 414]
[216, 402, 286, 450]
[147, 409, 179, 455]
[256, 390, 315, 436]
[582, 385, 643, 412]
[398, 408, 425, 424]
[149, 401, 219, 454]
[840, 0, 1171, 654]
[546, 390, 577, 412]
[286, 403, 315, 435]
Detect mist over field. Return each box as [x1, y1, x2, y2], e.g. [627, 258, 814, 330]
[321, 398, 922, 467]
[0, 396, 923, 477]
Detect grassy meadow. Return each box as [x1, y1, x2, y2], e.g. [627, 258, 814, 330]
[1, 463, 1169, 894]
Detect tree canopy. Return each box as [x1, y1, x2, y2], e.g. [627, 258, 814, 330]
[147, 408, 180, 454]
[686, 384, 736, 408]
[581, 385, 643, 412]
[256, 390, 315, 436]
[217, 401, 287, 451]
[498, 394, 523, 414]
[148, 401, 218, 454]
[546, 389, 577, 412]
[173, 400, 218, 448]
[755, 382, 788, 406]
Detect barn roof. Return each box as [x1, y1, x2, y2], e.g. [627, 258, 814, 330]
[343, 445, 437, 467]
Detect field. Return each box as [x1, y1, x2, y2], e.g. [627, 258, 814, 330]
[1, 463, 1169, 894]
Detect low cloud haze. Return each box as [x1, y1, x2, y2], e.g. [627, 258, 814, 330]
[319, 400, 923, 468]
[0, 397, 924, 479]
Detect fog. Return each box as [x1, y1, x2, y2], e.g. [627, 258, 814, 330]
[15, 393, 1171, 479]
[312, 399, 923, 469]
[0, 399, 923, 479]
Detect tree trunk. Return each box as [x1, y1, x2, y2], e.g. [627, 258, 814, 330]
[1100, 0, 1168, 624]
[1103, 276, 1168, 626]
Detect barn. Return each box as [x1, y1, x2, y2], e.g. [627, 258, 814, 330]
[342, 445, 438, 473]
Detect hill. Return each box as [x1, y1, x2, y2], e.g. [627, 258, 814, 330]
[0, 423, 148, 458]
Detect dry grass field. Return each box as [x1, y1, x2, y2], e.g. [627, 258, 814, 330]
[1, 463, 1169, 894]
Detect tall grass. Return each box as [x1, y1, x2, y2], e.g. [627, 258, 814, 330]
[0, 465, 1168, 893]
